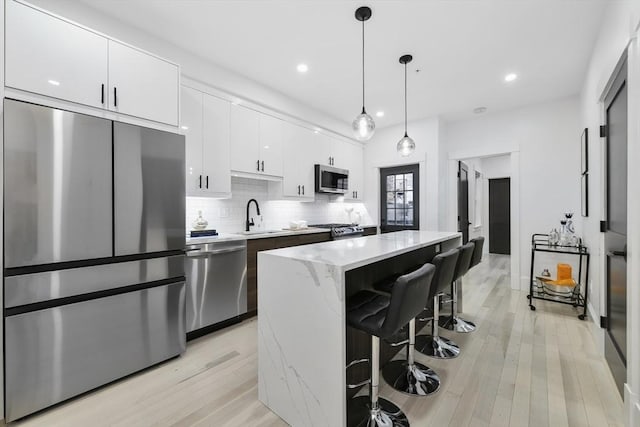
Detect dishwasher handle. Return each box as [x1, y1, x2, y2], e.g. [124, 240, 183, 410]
[185, 246, 245, 257]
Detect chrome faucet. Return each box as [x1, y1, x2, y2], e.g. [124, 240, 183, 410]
[246, 199, 261, 231]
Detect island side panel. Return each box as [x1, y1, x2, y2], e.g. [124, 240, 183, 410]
[258, 252, 347, 427]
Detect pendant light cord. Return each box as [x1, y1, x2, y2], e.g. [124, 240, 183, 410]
[404, 62, 408, 137]
[361, 19, 366, 114]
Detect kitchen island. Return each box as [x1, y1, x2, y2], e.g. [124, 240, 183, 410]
[257, 230, 461, 427]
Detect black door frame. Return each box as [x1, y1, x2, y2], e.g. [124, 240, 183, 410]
[603, 56, 628, 396]
[379, 164, 420, 233]
[458, 161, 470, 243]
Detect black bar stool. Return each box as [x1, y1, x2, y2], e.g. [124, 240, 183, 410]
[374, 264, 440, 396]
[469, 236, 485, 269]
[346, 263, 435, 427]
[415, 249, 461, 359]
[440, 242, 476, 333]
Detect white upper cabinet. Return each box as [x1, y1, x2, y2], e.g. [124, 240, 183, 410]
[108, 41, 179, 126]
[279, 122, 314, 200]
[202, 93, 231, 196]
[5, 1, 108, 109]
[181, 85, 231, 197]
[259, 114, 284, 177]
[230, 104, 283, 178]
[342, 142, 364, 201]
[5, 1, 179, 126]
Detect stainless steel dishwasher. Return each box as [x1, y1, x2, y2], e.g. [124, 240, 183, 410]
[185, 240, 247, 337]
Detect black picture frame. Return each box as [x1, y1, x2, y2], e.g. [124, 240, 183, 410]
[581, 173, 589, 217]
[581, 128, 589, 174]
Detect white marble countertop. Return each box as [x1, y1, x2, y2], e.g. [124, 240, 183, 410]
[185, 225, 378, 245]
[260, 230, 461, 271]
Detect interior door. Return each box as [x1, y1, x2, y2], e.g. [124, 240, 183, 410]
[489, 178, 511, 254]
[458, 162, 470, 243]
[604, 59, 628, 396]
[380, 164, 419, 233]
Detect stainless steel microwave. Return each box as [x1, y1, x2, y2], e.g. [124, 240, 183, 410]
[315, 164, 349, 194]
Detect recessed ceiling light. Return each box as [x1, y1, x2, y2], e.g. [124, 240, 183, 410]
[504, 73, 518, 82]
[48, 79, 60, 86]
[297, 63, 309, 73]
[376, 111, 384, 118]
[180, 125, 189, 130]
[314, 130, 319, 134]
[473, 107, 487, 114]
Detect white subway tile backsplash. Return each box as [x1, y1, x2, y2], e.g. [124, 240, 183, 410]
[186, 177, 373, 233]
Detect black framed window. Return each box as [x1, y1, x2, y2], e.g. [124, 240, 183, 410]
[380, 164, 419, 233]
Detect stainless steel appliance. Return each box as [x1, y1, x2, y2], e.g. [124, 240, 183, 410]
[309, 223, 364, 240]
[3, 99, 186, 422]
[185, 240, 248, 336]
[314, 164, 349, 194]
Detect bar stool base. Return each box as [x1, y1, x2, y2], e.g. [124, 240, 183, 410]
[348, 395, 410, 427]
[439, 315, 476, 333]
[415, 334, 460, 359]
[382, 359, 440, 396]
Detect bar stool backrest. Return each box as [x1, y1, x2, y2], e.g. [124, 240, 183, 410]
[469, 237, 485, 269]
[429, 249, 460, 296]
[381, 263, 436, 339]
[453, 242, 476, 281]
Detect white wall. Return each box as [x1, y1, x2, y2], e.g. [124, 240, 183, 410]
[363, 117, 441, 230]
[442, 96, 581, 290]
[26, 0, 352, 139]
[578, 1, 640, 424]
[186, 177, 373, 234]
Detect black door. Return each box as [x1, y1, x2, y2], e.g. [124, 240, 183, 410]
[380, 164, 419, 233]
[604, 59, 628, 396]
[489, 178, 511, 255]
[458, 162, 470, 243]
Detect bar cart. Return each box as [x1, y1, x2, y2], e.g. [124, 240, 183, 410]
[527, 233, 590, 320]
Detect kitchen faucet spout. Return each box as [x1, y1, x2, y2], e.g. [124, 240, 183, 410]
[246, 199, 261, 232]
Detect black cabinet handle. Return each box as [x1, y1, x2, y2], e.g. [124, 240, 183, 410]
[261, 161, 264, 172]
[206, 176, 209, 189]
[199, 175, 202, 189]
[113, 87, 117, 107]
[298, 185, 301, 195]
[302, 185, 305, 195]
[256, 160, 260, 171]
[101, 84, 104, 104]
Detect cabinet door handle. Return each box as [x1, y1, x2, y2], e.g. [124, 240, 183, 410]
[199, 175, 202, 189]
[356, 191, 358, 199]
[206, 176, 209, 189]
[261, 161, 264, 172]
[302, 185, 305, 195]
[113, 87, 118, 107]
[256, 160, 260, 171]
[298, 185, 301, 195]
[101, 84, 104, 104]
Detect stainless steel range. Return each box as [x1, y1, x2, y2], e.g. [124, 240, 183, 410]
[310, 223, 365, 240]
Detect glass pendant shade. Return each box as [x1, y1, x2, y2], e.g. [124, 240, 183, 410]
[352, 111, 375, 141]
[397, 133, 415, 156]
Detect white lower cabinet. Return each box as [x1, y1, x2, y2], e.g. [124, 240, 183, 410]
[181, 86, 231, 198]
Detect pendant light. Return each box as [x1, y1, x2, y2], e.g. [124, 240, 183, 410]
[352, 6, 375, 141]
[397, 54, 415, 156]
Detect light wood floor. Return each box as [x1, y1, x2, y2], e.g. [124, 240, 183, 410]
[11, 254, 623, 427]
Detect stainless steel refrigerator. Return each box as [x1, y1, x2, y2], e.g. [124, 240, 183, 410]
[3, 99, 187, 422]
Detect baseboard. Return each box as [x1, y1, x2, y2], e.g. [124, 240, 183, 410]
[624, 383, 639, 427]
[587, 302, 605, 354]
[520, 276, 529, 291]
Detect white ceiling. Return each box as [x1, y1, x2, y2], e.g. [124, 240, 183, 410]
[78, 0, 607, 128]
